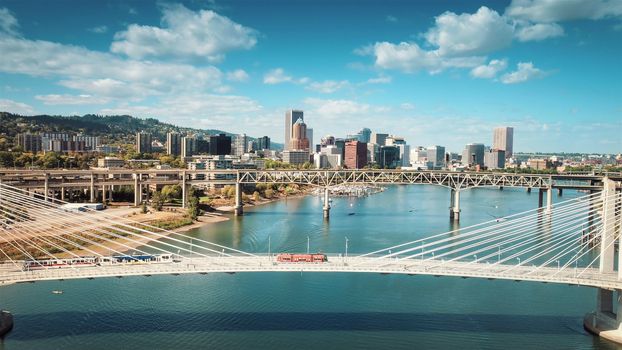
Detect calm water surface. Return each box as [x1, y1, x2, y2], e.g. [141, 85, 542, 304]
[1, 185, 620, 349]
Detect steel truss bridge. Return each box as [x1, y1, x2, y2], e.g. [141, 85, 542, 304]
[0, 178, 621, 342]
[0, 169, 611, 193]
[0, 168, 612, 219]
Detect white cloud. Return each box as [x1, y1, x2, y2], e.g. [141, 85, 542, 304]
[371, 41, 484, 73]
[111, 4, 258, 62]
[515, 22, 564, 41]
[88, 25, 108, 34]
[35, 94, 109, 105]
[365, 75, 392, 84]
[470, 59, 508, 79]
[99, 93, 263, 131]
[386, 15, 398, 23]
[0, 99, 37, 114]
[226, 69, 249, 82]
[500, 62, 544, 84]
[263, 68, 292, 84]
[263, 68, 308, 85]
[506, 0, 622, 23]
[306, 80, 349, 94]
[0, 36, 224, 99]
[304, 98, 389, 118]
[0, 7, 19, 36]
[425, 6, 514, 57]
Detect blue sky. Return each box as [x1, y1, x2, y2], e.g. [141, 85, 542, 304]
[0, 0, 620, 153]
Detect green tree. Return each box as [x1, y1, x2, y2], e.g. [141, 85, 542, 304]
[161, 184, 182, 201]
[253, 191, 261, 201]
[151, 191, 164, 211]
[264, 188, 274, 199]
[187, 196, 199, 220]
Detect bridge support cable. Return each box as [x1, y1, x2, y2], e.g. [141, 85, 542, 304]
[433, 209, 604, 272]
[441, 193, 608, 271]
[356, 191, 602, 260]
[367, 192, 602, 267]
[0, 190, 227, 267]
[0, 183, 256, 257]
[574, 190, 622, 279]
[0, 188, 166, 259]
[0, 196, 111, 260]
[0, 183, 257, 266]
[358, 191, 609, 280]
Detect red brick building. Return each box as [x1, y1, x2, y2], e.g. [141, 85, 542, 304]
[344, 141, 367, 169]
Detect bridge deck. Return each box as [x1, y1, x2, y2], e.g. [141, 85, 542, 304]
[1, 256, 619, 290]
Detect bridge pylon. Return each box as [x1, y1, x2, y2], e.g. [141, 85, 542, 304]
[323, 187, 330, 219]
[585, 178, 622, 344]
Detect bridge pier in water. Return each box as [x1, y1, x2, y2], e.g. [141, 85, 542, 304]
[537, 187, 553, 215]
[234, 182, 243, 216]
[449, 189, 460, 221]
[323, 187, 330, 219]
[584, 178, 622, 344]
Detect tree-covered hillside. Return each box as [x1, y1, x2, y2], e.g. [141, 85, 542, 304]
[0, 112, 231, 147]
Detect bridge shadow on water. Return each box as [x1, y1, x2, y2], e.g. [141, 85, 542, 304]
[9, 311, 586, 339]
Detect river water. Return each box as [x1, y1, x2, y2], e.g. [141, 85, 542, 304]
[0, 185, 619, 349]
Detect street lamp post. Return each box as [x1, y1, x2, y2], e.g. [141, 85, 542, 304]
[307, 235, 310, 254]
[345, 237, 349, 263]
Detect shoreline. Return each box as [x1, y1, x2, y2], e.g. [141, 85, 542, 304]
[63, 193, 309, 256]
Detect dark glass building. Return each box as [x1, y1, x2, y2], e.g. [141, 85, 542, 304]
[209, 134, 232, 155]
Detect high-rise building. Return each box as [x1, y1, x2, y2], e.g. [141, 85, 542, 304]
[50, 140, 85, 152]
[233, 134, 248, 156]
[344, 141, 367, 169]
[196, 138, 210, 154]
[290, 119, 310, 151]
[306, 128, 313, 150]
[41, 132, 71, 151]
[370, 132, 388, 146]
[166, 132, 182, 156]
[386, 136, 409, 167]
[282, 150, 309, 165]
[426, 145, 446, 168]
[136, 132, 152, 153]
[358, 128, 371, 143]
[257, 136, 271, 150]
[321, 135, 335, 147]
[16, 133, 42, 153]
[209, 134, 232, 155]
[410, 146, 427, 163]
[378, 145, 400, 169]
[285, 110, 304, 151]
[367, 143, 379, 164]
[73, 135, 100, 151]
[462, 143, 486, 167]
[484, 149, 506, 169]
[181, 136, 196, 158]
[493, 126, 514, 159]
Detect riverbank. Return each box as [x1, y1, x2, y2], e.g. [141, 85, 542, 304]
[55, 208, 229, 257]
[214, 193, 309, 212]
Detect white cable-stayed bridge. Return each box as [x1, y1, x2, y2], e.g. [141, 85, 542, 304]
[0, 180, 621, 341]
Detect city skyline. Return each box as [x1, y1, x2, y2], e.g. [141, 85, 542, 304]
[0, 1, 621, 153]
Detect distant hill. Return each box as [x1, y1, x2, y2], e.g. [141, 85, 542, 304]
[0, 112, 281, 149]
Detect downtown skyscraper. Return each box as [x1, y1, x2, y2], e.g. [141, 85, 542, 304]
[493, 127, 514, 159]
[284, 110, 304, 151]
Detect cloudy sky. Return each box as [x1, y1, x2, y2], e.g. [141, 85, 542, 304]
[0, 0, 620, 153]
